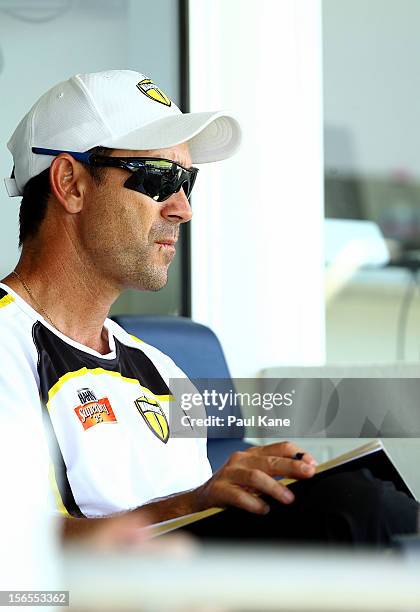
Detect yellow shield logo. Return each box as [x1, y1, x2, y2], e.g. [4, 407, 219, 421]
[136, 79, 172, 107]
[135, 395, 169, 443]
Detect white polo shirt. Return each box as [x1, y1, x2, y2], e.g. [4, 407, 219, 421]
[0, 283, 211, 518]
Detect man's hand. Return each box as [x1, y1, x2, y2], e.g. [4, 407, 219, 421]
[194, 442, 317, 515]
[61, 442, 318, 533]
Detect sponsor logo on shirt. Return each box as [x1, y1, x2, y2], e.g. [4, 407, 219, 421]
[75, 387, 117, 431]
[77, 387, 98, 404]
[135, 395, 169, 443]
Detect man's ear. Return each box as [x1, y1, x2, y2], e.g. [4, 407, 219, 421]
[49, 154, 88, 213]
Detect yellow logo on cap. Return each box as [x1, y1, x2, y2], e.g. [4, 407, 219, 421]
[137, 79, 172, 107]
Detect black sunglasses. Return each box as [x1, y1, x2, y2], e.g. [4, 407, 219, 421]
[32, 147, 199, 203]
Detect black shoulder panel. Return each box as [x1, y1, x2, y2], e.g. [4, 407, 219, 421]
[32, 321, 170, 403]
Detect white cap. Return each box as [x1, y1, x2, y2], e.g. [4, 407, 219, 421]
[4, 69, 242, 197]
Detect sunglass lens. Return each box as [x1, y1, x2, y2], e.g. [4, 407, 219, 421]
[124, 162, 197, 202]
[143, 172, 165, 201]
[123, 168, 146, 194]
[181, 179, 191, 199]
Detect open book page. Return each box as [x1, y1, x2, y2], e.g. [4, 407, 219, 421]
[143, 506, 224, 539]
[281, 439, 385, 486]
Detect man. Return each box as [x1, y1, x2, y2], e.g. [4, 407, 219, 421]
[2, 70, 418, 543]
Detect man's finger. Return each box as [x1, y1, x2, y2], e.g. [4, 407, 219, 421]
[247, 441, 317, 466]
[235, 454, 316, 480]
[231, 467, 295, 505]
[220, 484, 272, 515]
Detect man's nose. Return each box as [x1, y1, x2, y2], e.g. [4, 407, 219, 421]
[160, 188, 193, 224]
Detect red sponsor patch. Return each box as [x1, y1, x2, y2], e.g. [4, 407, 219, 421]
[74, 397, 117, 430]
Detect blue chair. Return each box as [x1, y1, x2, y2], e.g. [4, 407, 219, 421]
[111, 315, 251, 470]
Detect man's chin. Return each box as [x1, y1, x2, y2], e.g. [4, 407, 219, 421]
[145, 279, 168, 292]
[135, 270, 169, 292]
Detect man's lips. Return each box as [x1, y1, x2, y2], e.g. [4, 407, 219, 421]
[155, 239, 177, 255]
[155, 239, 177, 246]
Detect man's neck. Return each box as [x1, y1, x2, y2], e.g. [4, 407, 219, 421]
[3, 246, 120, 355]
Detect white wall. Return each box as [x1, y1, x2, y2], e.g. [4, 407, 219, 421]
[323, 0, 420, 178]
[189, 0, 325, 378]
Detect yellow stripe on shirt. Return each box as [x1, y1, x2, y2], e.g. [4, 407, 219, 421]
[130, 334, 144, 344]
[48, 462, 72, 518]
[46, 366, 173, 411]
[0, 294, 15, 309]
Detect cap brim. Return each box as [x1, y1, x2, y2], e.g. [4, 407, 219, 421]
[101, 111, 242, 164]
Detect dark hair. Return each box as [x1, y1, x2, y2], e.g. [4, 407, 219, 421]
[18, 146, 114, 247]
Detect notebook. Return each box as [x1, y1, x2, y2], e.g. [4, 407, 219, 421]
[144, 440, 416, 538]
